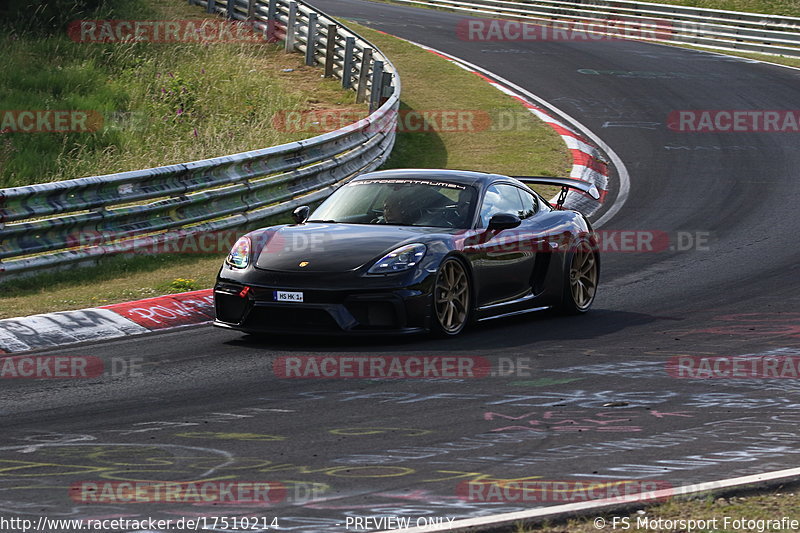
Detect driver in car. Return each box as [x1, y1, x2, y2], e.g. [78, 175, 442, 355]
[374, 191, 416, 225]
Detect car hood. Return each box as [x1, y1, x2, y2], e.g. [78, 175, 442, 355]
[254, 223, 453, 272]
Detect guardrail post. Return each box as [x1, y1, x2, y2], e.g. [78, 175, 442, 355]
[285, 2, 298, 52]
[227, 0, 235, 19]
[342, 37, 355, 89]
[247, 0, 256, 19]
[324, 24, 337, 77]
[369, 60, 384, 113]
[306, 13, 318, 66]
[265, 0, 278, 42]
[381, 71, 392, 106]
[207, 0, 215, 14]
[355, 48, 372, 104]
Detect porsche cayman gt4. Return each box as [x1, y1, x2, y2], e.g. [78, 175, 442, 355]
[214, 169, 600, 336]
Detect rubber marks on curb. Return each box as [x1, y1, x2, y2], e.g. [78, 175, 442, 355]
[0, 309, 149, 353]
[412, 43, 610, 217]
[0, 289, 214, 353]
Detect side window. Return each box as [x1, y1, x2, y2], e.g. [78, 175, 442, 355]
[518, 188, 538, 219]
[479, 184, 524, 227]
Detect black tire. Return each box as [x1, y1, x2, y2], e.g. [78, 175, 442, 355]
[558, 237, 599, 314]
[432, 257, 471, 336]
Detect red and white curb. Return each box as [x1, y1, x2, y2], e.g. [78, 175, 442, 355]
[0, 289, 213, 354]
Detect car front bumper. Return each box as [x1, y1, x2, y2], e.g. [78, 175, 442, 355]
[213, 280, 432, 335]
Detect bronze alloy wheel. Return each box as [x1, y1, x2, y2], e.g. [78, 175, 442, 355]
[434, 258, 470, 335]
[568, 240, 599, 311]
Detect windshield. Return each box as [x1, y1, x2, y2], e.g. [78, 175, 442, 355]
[309, 178, 477, 228]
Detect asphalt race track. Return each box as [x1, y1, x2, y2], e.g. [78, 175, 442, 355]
[2, 1, 800, 530]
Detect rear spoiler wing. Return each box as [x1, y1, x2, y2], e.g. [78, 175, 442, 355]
[512, 176, 600, 208]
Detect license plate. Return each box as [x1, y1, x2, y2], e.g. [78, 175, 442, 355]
[274, 290, 304, 303]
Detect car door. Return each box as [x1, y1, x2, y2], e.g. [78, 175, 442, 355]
[471, 183, 538, 307]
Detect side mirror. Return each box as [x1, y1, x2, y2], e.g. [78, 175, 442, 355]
[292, 205, 310, 224]
[488, 213, 521, 230]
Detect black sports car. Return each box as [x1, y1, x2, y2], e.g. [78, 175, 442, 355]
[214, 169, 600, 336]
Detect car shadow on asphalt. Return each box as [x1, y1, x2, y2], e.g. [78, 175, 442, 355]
[222, 309, 666, 353]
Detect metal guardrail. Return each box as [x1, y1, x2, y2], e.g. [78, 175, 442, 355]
[0, 0, 400, 276]
[391, 0, 800, 57]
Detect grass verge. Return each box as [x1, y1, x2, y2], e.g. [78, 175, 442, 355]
[615, 0, 799, 17]
[0, 0, 361, 187]
[0, 17, 570, 319]
[522, 486, 800, 532]
[0, 254, 222, 318]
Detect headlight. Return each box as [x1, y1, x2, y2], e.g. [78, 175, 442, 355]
[368, 243, 426, 274]
[226, 236, 251, 269]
